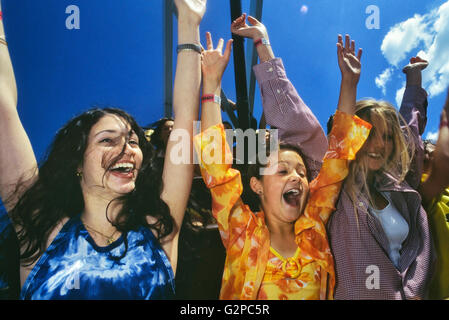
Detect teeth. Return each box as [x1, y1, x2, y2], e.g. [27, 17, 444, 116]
[285, 189, 300, 196]
[368, 153, 381, 158]
[111, 162, 134, 170]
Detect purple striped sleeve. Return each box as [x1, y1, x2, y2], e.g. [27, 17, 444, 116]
[253, 58, 328, 179]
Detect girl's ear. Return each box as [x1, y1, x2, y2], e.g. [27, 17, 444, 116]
[250, 176, 263, 195]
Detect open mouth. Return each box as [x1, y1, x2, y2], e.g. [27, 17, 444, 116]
[367, 152, 382, 160]
[283, 188, 301, 207]
[109, 162, 135, 178]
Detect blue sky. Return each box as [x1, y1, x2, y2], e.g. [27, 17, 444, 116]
[3, 0, 449, 162]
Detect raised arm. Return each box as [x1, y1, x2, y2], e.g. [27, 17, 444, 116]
[399, 57, 429, 188]
[307, 35, 367, 226]
[419, 88, 449, 203]
[336, 34, 362, 116]
[159, 0, 205, 265]
[0, 5, 37, 211]
[230, 13, 274, 63]
[200, 32, 233, 129]
[194, 32, 254, 249]
[231, 14, 327, 179]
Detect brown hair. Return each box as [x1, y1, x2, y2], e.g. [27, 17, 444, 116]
[242, 142, 309, 212]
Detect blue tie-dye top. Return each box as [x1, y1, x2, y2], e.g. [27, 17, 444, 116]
[0, 209, 20, 299]
[20, 214, 175, 300]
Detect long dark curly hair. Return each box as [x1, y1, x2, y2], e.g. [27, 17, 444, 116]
[8, 108, 173, 265]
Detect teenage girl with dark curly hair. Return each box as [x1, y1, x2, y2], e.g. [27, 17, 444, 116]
[0, 0, 205, 299]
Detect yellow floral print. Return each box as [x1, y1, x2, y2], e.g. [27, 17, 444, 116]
[193, 110, 371, 300]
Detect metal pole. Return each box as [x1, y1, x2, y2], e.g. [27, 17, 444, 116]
[246, 0, 263, 115]
[230, 0, 250, 131]
[220, 89, 239, 127]
[163, 0, 174, 117]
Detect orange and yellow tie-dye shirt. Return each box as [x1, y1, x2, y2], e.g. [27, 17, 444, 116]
[193, 110, 371, 300]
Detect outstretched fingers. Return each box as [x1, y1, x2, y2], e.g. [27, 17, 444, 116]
[206, 31, 213, 50]
[223, 39, 233, 61]
[204, 32, 233, 57]
[247, 15, 261, 26]
[233, 13, 246, 24]
[337, 34, 343, 54]
[231, 13, 247, 29]
[217, 38, 224, 52]
[345, 34, 350, 52]
[338, 34, 362, 60]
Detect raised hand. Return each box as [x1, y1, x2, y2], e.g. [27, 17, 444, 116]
[231, 13, 274, 62]
[337, 34, 363, 85]
[174, 0, 207, 25]
[336, 34, 362, 114]
[402, 56, 428, 87]
[201, 32, 233, 90]
[199, 32, 233, 132]
[402, 56, 429, 73]
[231, 13, 268, 40]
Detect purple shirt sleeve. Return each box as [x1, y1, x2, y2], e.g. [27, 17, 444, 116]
[399, 85, 428, 189]
[253, 58, 327, 180]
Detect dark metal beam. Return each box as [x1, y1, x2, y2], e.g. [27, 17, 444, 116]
[246, 0, 263, 115]
[220, 89, 239, 128]
[163, 0, 174, 117]
[230, 0, 250, 131]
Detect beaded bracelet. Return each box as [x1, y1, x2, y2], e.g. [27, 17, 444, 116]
[177, 43, 202, 54]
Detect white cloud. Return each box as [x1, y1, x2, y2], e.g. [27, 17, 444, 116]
[377, 1, 449, 98]
[395, 84, 406, 107]
[425, 131, 439, 142]
[380, 14, 433, 67]
[375, 67, 394, 95]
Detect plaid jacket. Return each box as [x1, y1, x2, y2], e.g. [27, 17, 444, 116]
[327, 86, 434, 299]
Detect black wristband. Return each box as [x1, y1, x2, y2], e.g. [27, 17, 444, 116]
[177, 43, 202, 54]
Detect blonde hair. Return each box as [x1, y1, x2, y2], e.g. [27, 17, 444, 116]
[345, 100, 415, 231]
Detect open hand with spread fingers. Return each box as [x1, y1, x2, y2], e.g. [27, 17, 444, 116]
[201, 32, 233, 89]
[337, 34, 363, 85]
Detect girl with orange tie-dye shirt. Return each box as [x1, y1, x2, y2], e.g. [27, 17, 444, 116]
[194, 31, 370, 300]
